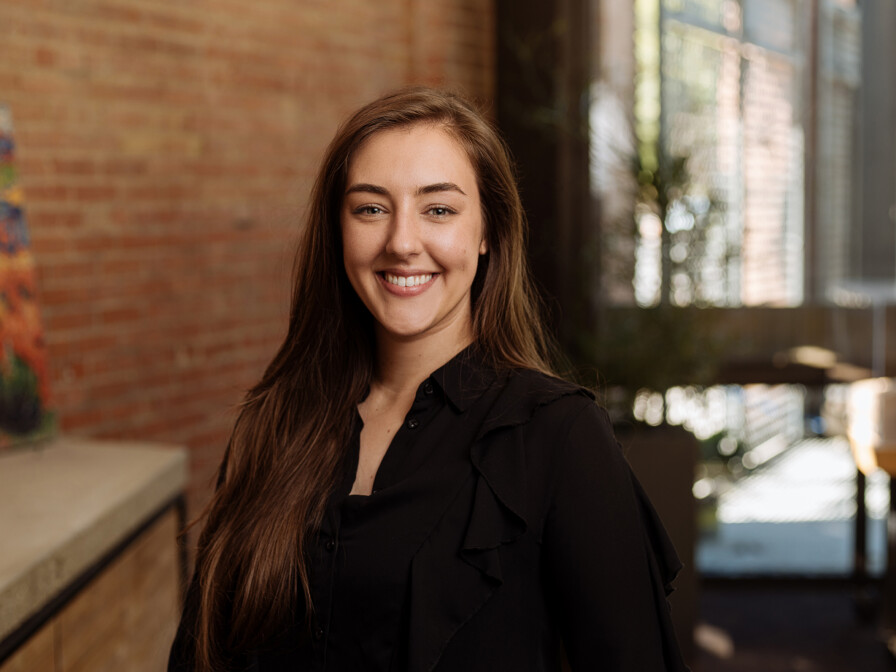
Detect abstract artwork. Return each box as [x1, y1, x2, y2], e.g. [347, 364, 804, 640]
[0, 104, 54, 448]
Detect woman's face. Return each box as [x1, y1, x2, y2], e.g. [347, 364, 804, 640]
[341, 124, 487, 346]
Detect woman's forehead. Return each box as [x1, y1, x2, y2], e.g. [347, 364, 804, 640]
[344, 124, 478, 195]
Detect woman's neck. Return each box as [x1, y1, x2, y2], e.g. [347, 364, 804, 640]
[371, 326, 473, 398]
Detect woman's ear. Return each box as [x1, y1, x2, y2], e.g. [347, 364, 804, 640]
[479, 237, 488, 255]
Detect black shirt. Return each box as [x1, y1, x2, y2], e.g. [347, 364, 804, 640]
[289, 349, 499, 671]
[170, 348, 689, 671]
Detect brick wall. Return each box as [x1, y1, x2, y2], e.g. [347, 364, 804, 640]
[0, 0, 494, 520]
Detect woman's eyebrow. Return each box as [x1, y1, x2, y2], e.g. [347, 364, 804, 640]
[345, 183, 389, 196]
[416, 182, 466, 196]
[345, 182, 467, 197]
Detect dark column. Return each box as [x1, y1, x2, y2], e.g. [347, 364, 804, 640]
[495, 0, 595, 361]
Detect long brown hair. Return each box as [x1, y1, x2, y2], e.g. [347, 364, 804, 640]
[190, 87, 555, 670]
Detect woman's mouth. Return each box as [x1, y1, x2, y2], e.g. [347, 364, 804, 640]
[383, 272, 433, 288]
[377, 271, 438, 295]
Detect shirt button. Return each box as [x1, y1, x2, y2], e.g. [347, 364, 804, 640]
[325, 538, 336, 552]
[407, 417, 420, 429]
[423, 381, 434, 395]
[313, 627, 324, 641]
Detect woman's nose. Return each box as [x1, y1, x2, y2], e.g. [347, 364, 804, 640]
[385, 210, 421, 257]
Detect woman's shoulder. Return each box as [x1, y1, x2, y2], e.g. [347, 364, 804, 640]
[469, 367, 626, 540]
[503, 367, 591, 397]
[480, 367, 600, 435]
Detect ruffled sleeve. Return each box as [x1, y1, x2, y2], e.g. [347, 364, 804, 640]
[462, 372, 598, 588]
[541, 402, 690, 671]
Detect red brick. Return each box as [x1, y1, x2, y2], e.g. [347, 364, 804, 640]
[0, 0, 496, 521]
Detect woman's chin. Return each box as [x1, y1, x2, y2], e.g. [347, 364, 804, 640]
[376, 321, 435, 341]
[373, 314, 471, 347]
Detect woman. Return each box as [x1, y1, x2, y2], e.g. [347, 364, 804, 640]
[169, 87, 689, 672]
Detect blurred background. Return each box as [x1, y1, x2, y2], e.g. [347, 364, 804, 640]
[0, 0, 894, 671]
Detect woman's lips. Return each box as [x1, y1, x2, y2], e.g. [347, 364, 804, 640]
[377, 271, 438, 296]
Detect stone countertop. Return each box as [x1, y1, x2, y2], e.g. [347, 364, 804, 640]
[0, 436, 187, 643]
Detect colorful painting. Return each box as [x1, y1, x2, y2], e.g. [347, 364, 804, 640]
[0, 104, 54, 447]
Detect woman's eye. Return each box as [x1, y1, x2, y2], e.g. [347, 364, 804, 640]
[427, 206, 454, 217]
[355, 205, 384, 216]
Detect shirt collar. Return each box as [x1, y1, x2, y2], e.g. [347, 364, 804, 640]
[429, 344, 499, 413]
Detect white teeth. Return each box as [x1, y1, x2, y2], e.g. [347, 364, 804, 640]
[385, 273, 432, 288]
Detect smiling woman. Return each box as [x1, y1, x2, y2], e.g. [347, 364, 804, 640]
[341, 124, 487, 345]
[169, 88, 690, 672]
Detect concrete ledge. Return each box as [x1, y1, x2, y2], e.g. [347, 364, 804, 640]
[0, 436, 187, 642]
